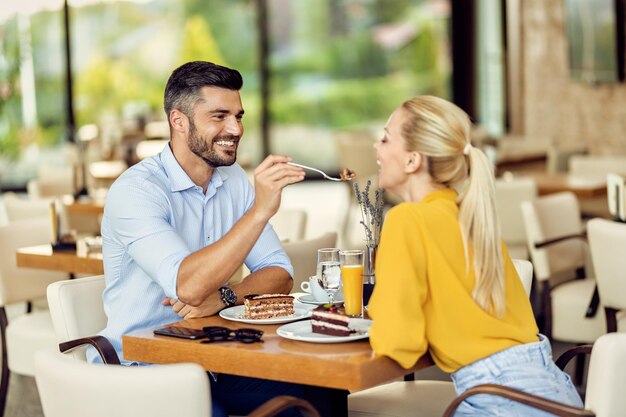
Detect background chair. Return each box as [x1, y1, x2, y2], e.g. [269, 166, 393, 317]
[3, 192, 101, 237]
[442, 332, 626, 417]
[270, 209, 308, 243]
[511, 259, 533, 296]
[348, 259, 534, 417]
[46, 275, 106, 361]
[568, 155, 626, 218]
[284, 232, 337, 292]
[587, 218, 626, 333]
[495, 177, 537, 259]
[2, 192, 53, 222]
[0, 219, 66, 417]
[520, 192, 604, 342]
[26, 165, 76, 199]
[521, 192, 609, 387]
[43, 276, 321, 417]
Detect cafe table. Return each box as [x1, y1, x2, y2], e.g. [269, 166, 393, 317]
[529, 172, 607, 198]
[123, 314, 433, 417]
[16, 243, 103, 275]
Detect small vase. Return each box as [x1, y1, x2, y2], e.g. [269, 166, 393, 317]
[363, 245, 376, 306]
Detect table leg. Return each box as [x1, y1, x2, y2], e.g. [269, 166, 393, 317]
[304, 385, 349, 417]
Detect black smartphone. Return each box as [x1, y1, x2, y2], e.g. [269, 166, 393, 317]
[153, 326, 206, 340]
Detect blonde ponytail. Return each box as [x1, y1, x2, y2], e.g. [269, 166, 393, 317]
[458, 146, 505, 316]
[401, 96, 505, 316]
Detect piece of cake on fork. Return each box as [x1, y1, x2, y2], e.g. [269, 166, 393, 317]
[311, 304, 351, 336]
[243, 294, 294, 319]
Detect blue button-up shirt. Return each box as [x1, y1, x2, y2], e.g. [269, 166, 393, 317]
[87, 143, 292, 364]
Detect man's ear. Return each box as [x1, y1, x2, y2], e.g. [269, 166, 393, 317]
[405, 151, 422, 174]
[169, 109, 187, 133]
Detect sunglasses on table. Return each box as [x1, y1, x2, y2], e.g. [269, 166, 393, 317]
[201, 326, 264, 344]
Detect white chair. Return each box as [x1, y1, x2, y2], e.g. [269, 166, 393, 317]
[495, 177, 537, 260]
[2, 192, 54, 222]
[136, 139, 168, 160]
[606, 173, 626, 221]
[511, 258, 533, 297]
[569, 155, 626, 218]
[43, 276, 321, 417]
[284, 232, 338, 292]
[46, 275, 107, 361]
[569, 155, 626, 178]
[521, 192, 604, 343]
[442, 332, 626, 417]
[587, 218, 626, 333]
[0, 219, 66, 417]
[348, 259, 534, 417]
[270, 209, 308, 243]
[35, 349, 211, 417]
[26, 165, 76, 199]
[3, 192, 101, 236]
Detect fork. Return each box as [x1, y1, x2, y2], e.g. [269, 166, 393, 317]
[287, 162, 343, 182]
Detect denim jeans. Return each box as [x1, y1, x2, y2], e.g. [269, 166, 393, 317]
[450, 335, 583, 417]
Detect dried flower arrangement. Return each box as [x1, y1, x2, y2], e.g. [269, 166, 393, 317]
[353, 180, 384, 249]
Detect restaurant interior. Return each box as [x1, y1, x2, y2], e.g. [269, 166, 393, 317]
[1, 0, 626, 416]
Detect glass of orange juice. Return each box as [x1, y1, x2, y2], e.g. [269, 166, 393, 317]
[339, 249, 364, 317]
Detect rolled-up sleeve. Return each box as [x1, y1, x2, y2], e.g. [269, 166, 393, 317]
[105, 177, 190, 298]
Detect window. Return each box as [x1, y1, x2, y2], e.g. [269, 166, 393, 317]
[0, 0, 451, 189]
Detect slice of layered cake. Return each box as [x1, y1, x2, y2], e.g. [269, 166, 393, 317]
[311, 304, 351, 336]
[243, 294, 294, 319]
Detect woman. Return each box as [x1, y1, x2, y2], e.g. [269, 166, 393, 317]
[367, 96, 583, 416]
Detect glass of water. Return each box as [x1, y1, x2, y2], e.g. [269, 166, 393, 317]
[316, 248, 341, 305]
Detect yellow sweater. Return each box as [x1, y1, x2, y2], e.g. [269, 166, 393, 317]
[368, 188, 538, 373]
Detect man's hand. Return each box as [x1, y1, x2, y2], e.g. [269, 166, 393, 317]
[162, 293, 223, 319]
[252, 155, 305, 222]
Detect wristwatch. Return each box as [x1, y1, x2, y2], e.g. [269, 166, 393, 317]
[219, 286, 237, 308]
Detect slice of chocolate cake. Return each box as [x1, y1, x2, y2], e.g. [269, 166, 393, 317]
[311, 304, 351, 336]
[243, 294, 294, 319]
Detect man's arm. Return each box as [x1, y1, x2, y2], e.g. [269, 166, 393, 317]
[167, 266, 292, 319]
[176, 155, 304, 306]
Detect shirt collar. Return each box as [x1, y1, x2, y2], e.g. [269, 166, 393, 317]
[159, 143, 229, 193]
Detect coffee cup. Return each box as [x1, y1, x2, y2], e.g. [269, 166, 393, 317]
[301, 276, 344, 302]
[301, 276, 331, 302]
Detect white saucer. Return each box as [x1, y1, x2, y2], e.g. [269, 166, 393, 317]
[297, 294, 344, 305]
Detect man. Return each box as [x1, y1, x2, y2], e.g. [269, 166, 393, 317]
[90, 61, 307, 416]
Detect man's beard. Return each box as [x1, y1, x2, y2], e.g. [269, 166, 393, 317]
[187, 118, 239, 168]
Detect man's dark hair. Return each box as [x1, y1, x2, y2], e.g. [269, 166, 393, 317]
[164, 61, 243, 118]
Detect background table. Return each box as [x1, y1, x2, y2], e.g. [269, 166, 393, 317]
[16, 244, 103, 275]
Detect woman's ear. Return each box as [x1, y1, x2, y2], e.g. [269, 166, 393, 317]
[405, 151, 422, 174]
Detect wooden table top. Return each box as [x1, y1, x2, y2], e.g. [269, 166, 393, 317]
[123, 315, 432, 391]
[529, 173, 607, 198]
[16, 244, 104, 275]
[66, 200, 105, 216]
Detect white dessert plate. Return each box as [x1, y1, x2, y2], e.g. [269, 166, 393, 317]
[219, 303, 314, 325]
[297, 294, 345, 305]
[276, 318, 372, 343]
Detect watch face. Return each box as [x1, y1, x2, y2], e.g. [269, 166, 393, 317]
[220, 286, 237, 307]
